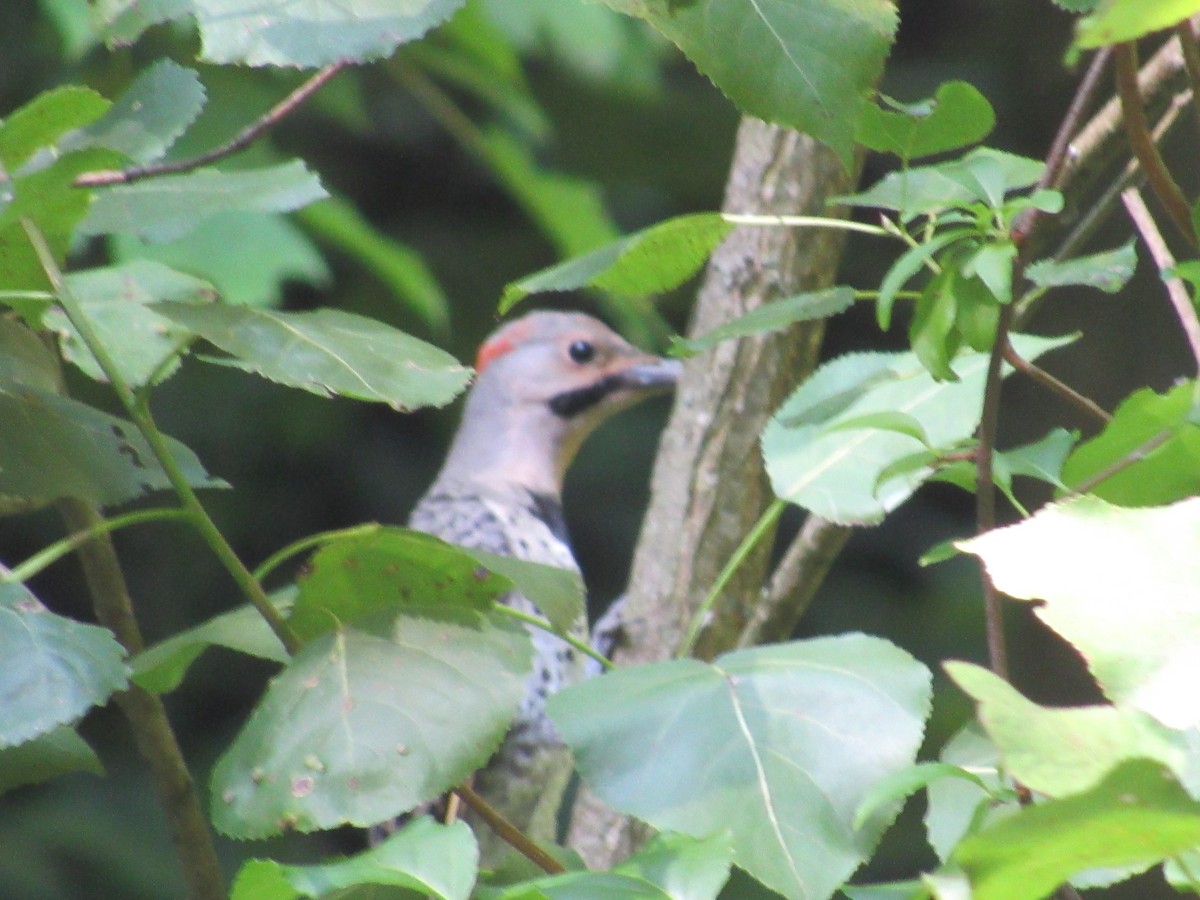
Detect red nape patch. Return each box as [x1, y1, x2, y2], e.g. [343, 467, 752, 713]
[475, 318, 534, 373]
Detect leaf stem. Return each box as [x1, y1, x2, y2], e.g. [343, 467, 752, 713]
[679, 498, 785, 659]
[2, 507, 190, 584]
[1001, 343, 1111, 426]
[494, 606, 612, 671]
[21, 217, 301, 656]
[1114, 42, 1197, 248]
[74, 61, 352, 188]
[452, 782, 566, 874]
[1121, 187, 1200, 374]
[252, 523, 383, 582]
[721, 212, 893, 237]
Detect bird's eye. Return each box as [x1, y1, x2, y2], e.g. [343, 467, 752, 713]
[567, 340, 596, 364]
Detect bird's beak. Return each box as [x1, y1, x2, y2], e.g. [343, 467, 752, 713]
[614, 356, 683, 392]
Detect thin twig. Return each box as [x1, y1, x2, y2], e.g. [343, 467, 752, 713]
[736, 516, 851, 649]
[1001, 343, 1111, 426]
[453, 782, 566, 874]
[1122, 187, 1200, 373]
[1175, 21, 1200, 138]
[1114, 43, 1197, 247]
[74, 61, 351, 188]
[1071, 429, 1174, 496]
[58, 499, 225, 900]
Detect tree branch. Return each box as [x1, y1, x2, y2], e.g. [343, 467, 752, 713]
[74, 61, 351, 188]
[57, 499, 225, 900]
[1121, 187, 1200, 373]
[1001, 343, 1111, 426]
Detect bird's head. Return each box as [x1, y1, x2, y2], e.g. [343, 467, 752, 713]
[439, 311, 681, 496]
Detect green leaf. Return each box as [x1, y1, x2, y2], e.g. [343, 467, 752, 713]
[131, 597, 291, 694]
[0, 582, 129, 748]
[230, 818, 478, 900]
[947, 662, 1188, 797]
[857, 82, 995, 160]
[955, 760, 1200, 900]
[500, 213, 732, 313]
[195, 0, 468, 66]
[0, 318, 61, 393]
[550, 634, 931, 900]
[0, 86, 109, 170]
[153, 304, 471, 410]
[494, 872, 674, 899]
[826, 411, 934, 448]
[962, 241, 1015, 305]
[925, 723, 1008, 862]
[613, 831, 734, 900]
[0, 385, 223, 508]
[44, 260, 217, 387]
[1060, 382, 1200, 505]
[600, 0, 897, 166]
[79, 162, 328, 243]
[853, 762, 995, 831]
[835, 149, 1043, 221]
[1025, 241, 1137, 294]
[114, 210, 330, 310]
[286, 526, 583, 640]
[211, 621, 530, 838]
[876, 230, 972, 330]
[909, 270, 961, 382]
[70, 60, 206, 164]
[997, 427, 1078, 490]
[91, 0, 191, 45]
[958, 496, 1200, 729]
[1075, 0, 1200, 49]
[0, 725, 104, 795]
[762, 333, 1072, 524]
[670, 287, 855, 357]
[0, 148, 126, 290]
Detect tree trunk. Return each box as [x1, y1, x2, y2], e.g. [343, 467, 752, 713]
[567, 117, 860, 866]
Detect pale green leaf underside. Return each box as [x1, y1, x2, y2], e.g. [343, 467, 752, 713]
[762, 333, 1072, 524]
[550, 634, 931, 900]
[0, 583, 129, 749]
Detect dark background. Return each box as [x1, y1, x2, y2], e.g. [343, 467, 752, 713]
[1, 0, 1192, 896]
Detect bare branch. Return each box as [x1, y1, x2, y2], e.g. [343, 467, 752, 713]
[75, 61, 351, 188]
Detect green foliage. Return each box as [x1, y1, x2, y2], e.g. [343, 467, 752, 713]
[1075, 0, 1200, 48]
[0, 583, 128, 747]
[0, 725, 103, 795]
[856, 82, 995, 161]
[230, 818, 478, 900]
[155, 304, 471, 409]
[211, 621, 530, 838]
[761, 334, 1071, 524]
[550, 634, 931, 899]
[670, 287, 856, 357]
[598, 0, 897, 166]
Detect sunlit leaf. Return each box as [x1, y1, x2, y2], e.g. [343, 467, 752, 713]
[857, 82, 995, 159]
[212, 621, 530, 838]
[153, 304, 471, 410]
[0, 86, 109, 170]
[947, 662, 1188, 797]
[550, 634, 931, 900]
[500, 213, 731, 313]
[956, 760, 1200, 900]
[0, 583, 128, 748]
[1060, 382, 1200, 505]
[959, 496, 1200, 728]
[1075, 0, 1200, 49]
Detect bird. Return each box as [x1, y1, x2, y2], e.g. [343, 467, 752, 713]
[372, 310, 680, 860]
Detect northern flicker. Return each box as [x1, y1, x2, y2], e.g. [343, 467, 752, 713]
[377, 311, 679, 858]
